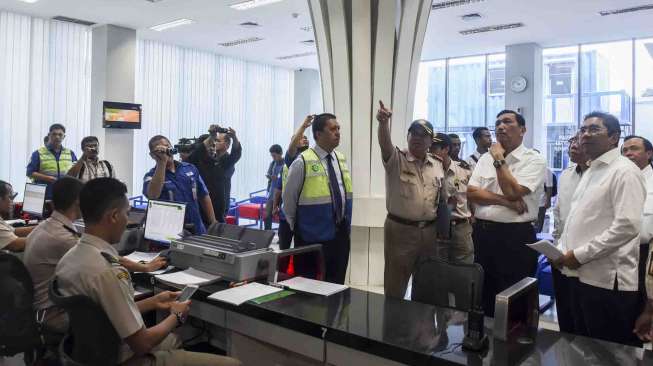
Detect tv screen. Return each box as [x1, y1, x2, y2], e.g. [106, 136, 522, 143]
[103, 101, 142, 129]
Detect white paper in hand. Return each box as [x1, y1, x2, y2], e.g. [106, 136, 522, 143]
[527, 240, 563, 261]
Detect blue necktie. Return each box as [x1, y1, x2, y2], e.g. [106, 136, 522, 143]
[326, 154, 344, 223]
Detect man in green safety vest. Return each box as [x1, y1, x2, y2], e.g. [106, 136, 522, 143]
[26, 123, 77, 200]
[283, 113, 353, 284]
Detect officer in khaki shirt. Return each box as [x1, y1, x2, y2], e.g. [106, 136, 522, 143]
[0, 180, 35, 252]
[430, 133, 473, 264]
[377, 101, 445, 298]
[55, 178, 240, 366]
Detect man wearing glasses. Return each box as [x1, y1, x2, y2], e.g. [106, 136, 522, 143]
[467, 110, 547, 317]
[554, 112, 645, 347]
[0, 181, 35, 252]
[26, 123, 77, 200]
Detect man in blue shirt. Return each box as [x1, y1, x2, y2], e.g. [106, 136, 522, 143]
[143, 135, 216, 235]
[26, 123, 78, 200]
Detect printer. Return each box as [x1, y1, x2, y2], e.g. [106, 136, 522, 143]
[166, 224, 277, 283]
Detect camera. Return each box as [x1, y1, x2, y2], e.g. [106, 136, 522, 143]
[174, 138, 198, 154]
[209, 125, 229, 135]
[166, 147, 179, 155]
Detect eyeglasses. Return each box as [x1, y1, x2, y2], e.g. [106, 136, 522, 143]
[578, 125, 606, 135]
[9, 192, 17, 200]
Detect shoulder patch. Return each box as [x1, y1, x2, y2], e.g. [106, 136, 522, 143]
[100, 251, 119, 265]
[458, 160, 472, 170]
[116, 270, 130, 281]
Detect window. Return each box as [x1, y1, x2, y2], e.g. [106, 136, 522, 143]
[414, 53, 504, 161]
[635, 38, 653, 140]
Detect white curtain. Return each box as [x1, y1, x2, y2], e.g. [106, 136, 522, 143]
[134, 40, 295, 200]
[0, 11, 92, 198]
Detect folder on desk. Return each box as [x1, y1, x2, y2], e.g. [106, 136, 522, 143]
[208, 282, 283, 306]
[277, 277, 348, 296]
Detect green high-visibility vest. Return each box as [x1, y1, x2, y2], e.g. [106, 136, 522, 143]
[37, 146, 74, 177]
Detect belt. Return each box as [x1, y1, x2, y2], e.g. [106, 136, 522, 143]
[474, 218, 533, 228]
[387, 213, 436, 228]
[451, 217, 470, 225]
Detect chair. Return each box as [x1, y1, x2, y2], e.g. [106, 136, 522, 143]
[411, 257, 484, 312]
[49, 277, 121, 366]
[0, 252, 42, 362]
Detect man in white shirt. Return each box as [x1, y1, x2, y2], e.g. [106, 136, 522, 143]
[466, 127, 492, 172]
[554, 112, 646, 347]
[551, 134, 588, 334]
[467, 110, 547, 316]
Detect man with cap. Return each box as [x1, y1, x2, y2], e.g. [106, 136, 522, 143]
[376, 101, 445, 299]
[430, 133, 474, 264]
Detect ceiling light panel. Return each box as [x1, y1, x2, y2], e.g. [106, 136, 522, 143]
[150, 18, 194, 31]
[17, 0, 39, 3]
[598, 4, 653, 16]
[432, 0, 486, 10]
[219, 37, 264, 47]
[230, 0, 283, 11]
[52, 16, 96, 26]
[459, 22, 524, 35]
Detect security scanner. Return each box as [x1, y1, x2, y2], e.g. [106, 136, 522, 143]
[22, 183, 46, 217]
[167, 224, 278, 282]
[493, 277, 539, 343]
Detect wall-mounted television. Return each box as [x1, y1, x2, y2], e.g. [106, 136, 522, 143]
[103, 101, 142, 129]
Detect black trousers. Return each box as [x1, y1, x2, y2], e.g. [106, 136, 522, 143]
[570, 279, 643, 347]
[473, 220, 538, 317]
[277, 218, 293, 272]
[639, 243, 650, 296]
[294, 222, 350, 284]
[551, 268, 579, 334]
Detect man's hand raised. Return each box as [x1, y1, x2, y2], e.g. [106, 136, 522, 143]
[376, 100, 392, 124]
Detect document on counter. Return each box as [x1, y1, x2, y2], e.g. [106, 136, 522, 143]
[277, 277, 348, 296]
[124, 251, 161, 263]
[155, 268, 221, 287]
[527, 240, 563, 261]
[207, 283, 283, 306]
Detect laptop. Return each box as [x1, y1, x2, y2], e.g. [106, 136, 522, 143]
[22, 183, 47, 217]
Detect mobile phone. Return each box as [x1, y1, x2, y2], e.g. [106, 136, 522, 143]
[176, 284, 198, 302]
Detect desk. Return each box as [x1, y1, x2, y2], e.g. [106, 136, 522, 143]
[145, 277, 653, 366]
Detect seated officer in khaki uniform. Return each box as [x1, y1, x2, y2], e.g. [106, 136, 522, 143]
[376, 101, 445, 299]
[55, 178, 240, 366]
[429, 133, 474, 264]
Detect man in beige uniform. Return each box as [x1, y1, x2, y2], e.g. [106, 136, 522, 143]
[430, 133, 473, 264]
[55, 178, 240, 366]
[0, 180, 35, 252]
[376, 101, 445, 299]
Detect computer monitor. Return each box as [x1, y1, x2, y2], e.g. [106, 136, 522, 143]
[493, 277, 539, 342]
[144, 200, 186, 244]
[22, 183, 47, 217]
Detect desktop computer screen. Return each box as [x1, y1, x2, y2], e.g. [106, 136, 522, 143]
[22, 183, 47, 217]
[144, 200, 186, 244]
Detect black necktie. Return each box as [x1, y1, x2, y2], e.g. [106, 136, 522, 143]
[326, 154, 344, 223]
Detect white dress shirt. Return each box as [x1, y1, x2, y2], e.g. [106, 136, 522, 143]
[466, 150, 483, 172]
[468, 143, 547, 223]
[640, 165, 653, 244]
[539, 168, 554, 207]
[561, 148, 646, 291]
[283, 145, 346, 229]
[552, 164, 584, 277]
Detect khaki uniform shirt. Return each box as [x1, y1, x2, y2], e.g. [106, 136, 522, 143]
[55, 233, 144, 363]
[23, 211, 79, 310]
[443, 160, 472, 219]
[383, 147, 444, 221]
[0, 219, 18, 250]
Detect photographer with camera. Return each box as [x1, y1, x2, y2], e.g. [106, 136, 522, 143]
[188, 125, 242, 223]
[67, 136, 114, 182]
[175, 138, 198, 163]
[144, 135, 216, 235]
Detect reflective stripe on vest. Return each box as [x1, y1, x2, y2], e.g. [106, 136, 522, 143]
[37, 146, 74, 177]
[281, 164, 289, 196]
[296, 148, 353, 242]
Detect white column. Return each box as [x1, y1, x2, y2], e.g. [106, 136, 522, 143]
[505, 43, 544, 151]
[308, 0, 432, 286]
[90, 25, 136, 194]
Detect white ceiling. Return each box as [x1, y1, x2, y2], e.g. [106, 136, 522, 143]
[0, 0, 319, 70]
[422, 0, 653, 60]
[2, 0, 653, 70]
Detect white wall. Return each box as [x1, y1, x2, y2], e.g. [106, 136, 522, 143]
[293, 68, 322, 129]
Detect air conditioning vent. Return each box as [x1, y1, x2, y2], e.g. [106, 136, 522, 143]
[432, 0, 486, 11]
[599, 4, 653, 16]
[459, 22, 524, 35]
[461, 13, 482, 21]
[52, 16, 96, 26]
[277, 52, 316, 60]
[218, 37, 264, 47]
[239, 21, 260, 28]
[301, 40, 315, 46]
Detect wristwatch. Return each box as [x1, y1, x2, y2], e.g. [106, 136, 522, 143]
[172, 311, 185, 327]
[493, 159, 506, 169]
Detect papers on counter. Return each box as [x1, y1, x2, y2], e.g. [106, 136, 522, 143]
[208, 283, 283, 306]
[124, 251, 161, 263]
[277, 276, 348, 296]
[155, 268, 221, 287]
[527, 240, 563, 261]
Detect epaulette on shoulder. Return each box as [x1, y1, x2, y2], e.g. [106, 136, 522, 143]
[458, 160, 471, 170]
[100, 251, 120, 265]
